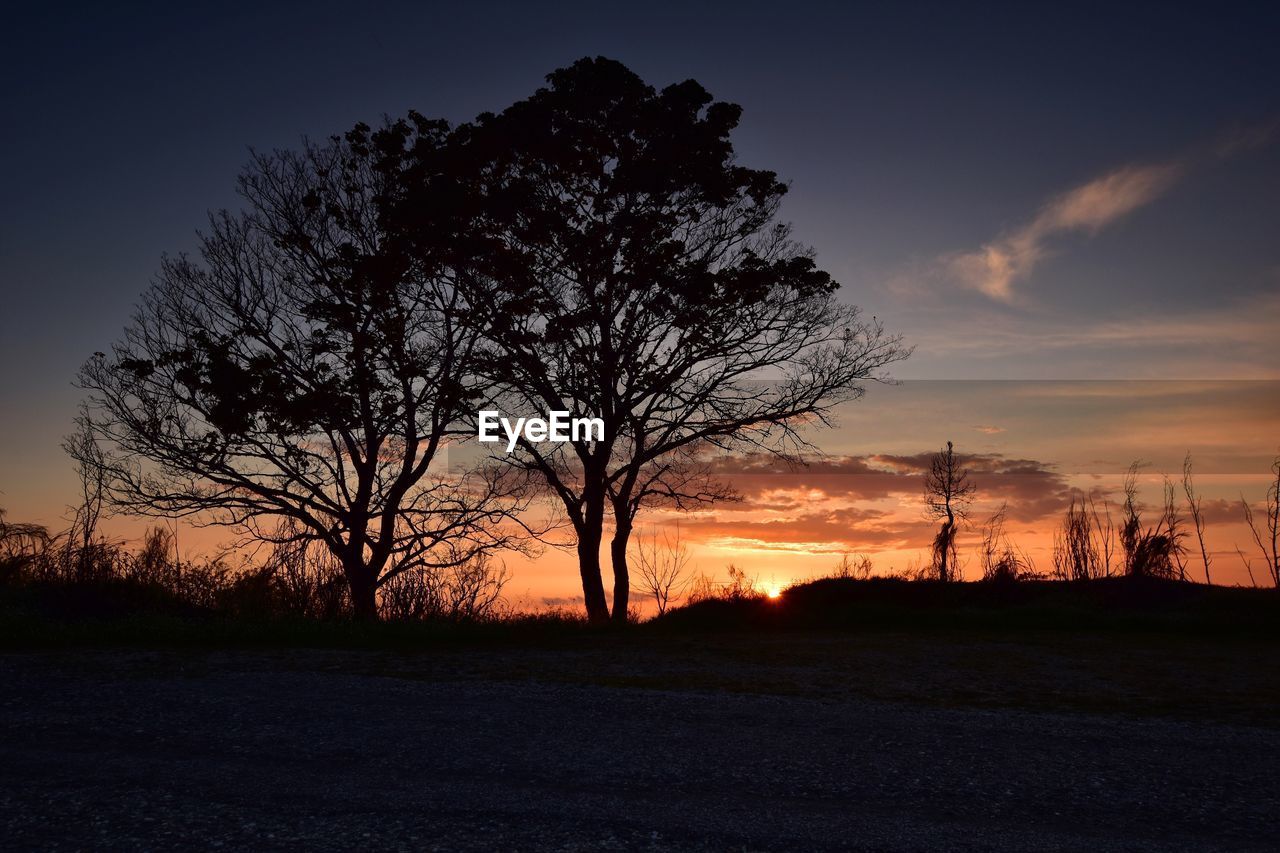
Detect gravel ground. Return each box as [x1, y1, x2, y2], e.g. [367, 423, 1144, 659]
[1, 647, 1276, 851]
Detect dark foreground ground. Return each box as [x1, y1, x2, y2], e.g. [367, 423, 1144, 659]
[2, 627, 1277, 851]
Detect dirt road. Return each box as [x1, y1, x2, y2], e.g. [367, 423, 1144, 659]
[1, 643, 1275, 851]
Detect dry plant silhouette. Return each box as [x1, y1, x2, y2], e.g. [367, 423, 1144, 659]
[0, 508, 48, 585]
[1117, 462, 1187, 580]
[685, 563, 762, 605]
[980, 503, 1035, 583]
[1240, 453, 1280, 587]
[1183, 452, 1213, 584]
[633, 524, 692, 616]
[831, 552, 875, 580]
[1052, 495, 1115, 581]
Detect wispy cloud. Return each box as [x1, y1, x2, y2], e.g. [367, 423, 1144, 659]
[939, 117, 1280, 303]
[908, 288, 1280, 378]
[1212, 118, 1280, 159]
[947, 162, 1183, 301]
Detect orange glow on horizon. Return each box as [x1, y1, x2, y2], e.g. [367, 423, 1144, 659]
[6, 380, 1276, 611]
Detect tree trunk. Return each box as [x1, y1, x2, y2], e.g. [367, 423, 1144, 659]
[345, 560, 379, 620]
[576, 482, 611, 624]
[576, 526, 610, 624]
[936, 515, 954, 583]
[609, 515, 632, 624]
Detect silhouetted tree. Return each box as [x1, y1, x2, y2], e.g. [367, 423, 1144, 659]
[75, 125, 532, 618]
[924, 441, 974, 582]
[397, 58, 908, 622]
[633, 524, 692, 616]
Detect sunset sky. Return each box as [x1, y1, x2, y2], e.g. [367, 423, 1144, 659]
[2, 2, 1277, 604]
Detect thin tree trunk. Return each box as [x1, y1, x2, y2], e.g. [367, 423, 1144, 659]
[937, 513, 955, 583]
[610, 514, 632, 624]
[577, 485, 610, 624]
[577, 527, 609, 624]
[938, 523, 948, 583]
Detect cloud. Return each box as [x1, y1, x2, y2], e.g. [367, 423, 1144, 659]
[907, 288, 1280, 378]
[973, 424, 1006, 435]
[707, 451, 1072, 514]
[681, 506, 928, 555]
[867, 451, 1073, 521]
[681, 450, 1075, 556]
[1212, 118, 1280, 159]
[940, 120, 1279, 303]
[947, 162, 1183, 301]
[703, 453, 913, 503]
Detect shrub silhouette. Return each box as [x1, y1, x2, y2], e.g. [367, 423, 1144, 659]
[0, 510, 508, 622]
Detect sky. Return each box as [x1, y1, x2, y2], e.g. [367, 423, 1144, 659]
[1, 2, 1278, 601]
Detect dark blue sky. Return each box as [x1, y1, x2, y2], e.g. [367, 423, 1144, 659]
[2, 1, 1278, 519]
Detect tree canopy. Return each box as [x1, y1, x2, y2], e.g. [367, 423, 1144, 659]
[78, 57, 908, 622]
[391, 57, 909, 621]
[77, 122, 530, 618]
